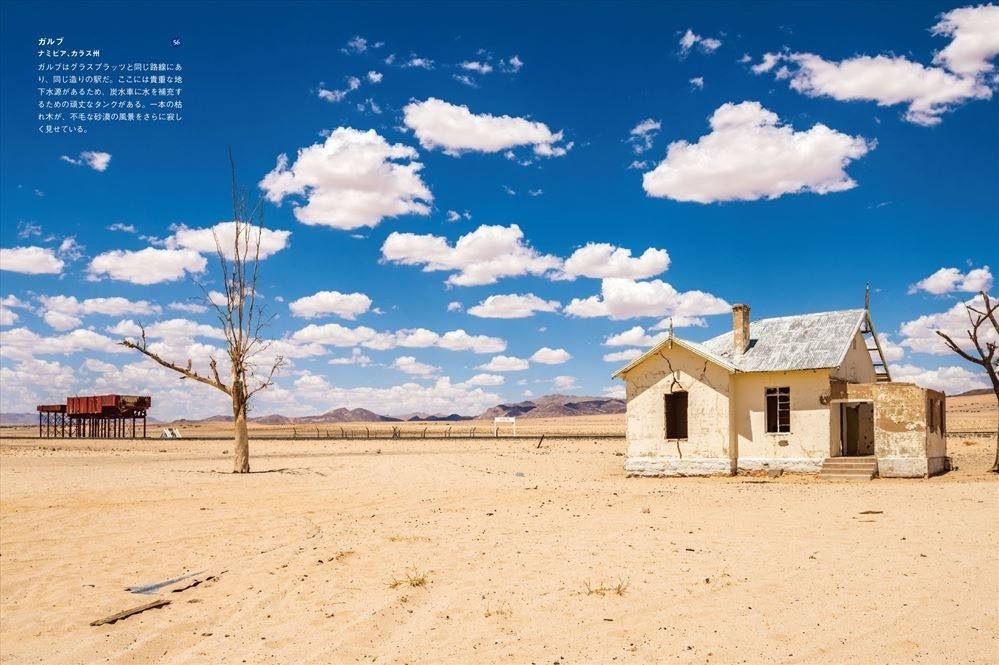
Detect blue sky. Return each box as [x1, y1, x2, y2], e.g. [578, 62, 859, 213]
[1, 1, 997, 420]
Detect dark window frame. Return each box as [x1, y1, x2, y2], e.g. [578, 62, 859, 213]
[765, 386, 791, 434]
[664, 391, 689, 440]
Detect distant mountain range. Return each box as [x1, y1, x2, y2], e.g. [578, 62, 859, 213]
[478, 394, 625, 419]
[955, 388, 995, 397]
[0, 394, 625, 427]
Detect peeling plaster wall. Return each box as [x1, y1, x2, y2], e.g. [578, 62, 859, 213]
[831, 330, 878, 383]
[873, 383, 930, 459]
[622, 344, 731, 471]
[827, 381, 946, 476]
[732, 370, 833, 461]
[871, 383, 946, 477]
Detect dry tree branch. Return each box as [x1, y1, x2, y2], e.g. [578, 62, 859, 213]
[119, 338, 230, 395]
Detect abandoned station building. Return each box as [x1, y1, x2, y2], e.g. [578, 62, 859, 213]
[613, 304, 947, 478]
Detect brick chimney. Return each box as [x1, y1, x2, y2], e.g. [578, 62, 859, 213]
[732, 304, 750, 354]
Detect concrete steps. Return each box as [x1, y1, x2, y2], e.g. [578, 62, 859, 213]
[819, 456, 877, 480]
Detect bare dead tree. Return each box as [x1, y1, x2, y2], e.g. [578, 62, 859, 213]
[120, 156, 285, 472]
[935, 291, 999, 473]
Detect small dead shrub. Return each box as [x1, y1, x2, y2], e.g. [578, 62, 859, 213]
[389, 568, 429, 589]
[584, 578, 629, 597]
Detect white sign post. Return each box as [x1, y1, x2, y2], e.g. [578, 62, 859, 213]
[493, 416, 516, 437]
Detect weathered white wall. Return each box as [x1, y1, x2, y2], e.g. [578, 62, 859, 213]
[828, 331, 877, 457]
[731, 369, 833, 461]
[622, 344, 731, 475]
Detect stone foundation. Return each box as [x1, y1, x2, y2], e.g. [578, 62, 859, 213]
[878, 456, 949, 478]
[625, 457, 735, 477]
[737, 457, 823, 474]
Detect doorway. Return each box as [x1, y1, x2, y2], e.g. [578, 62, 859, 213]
[840, 402, 874, 456]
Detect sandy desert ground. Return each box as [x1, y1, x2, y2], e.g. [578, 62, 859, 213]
[1, 398, 997, 664]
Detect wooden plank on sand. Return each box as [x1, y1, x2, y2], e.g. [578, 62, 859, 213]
[90, 599, 171, 626]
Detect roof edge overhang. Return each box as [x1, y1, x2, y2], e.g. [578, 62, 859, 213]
[831, 309, 873, 371]
[612, 336, 736, 379]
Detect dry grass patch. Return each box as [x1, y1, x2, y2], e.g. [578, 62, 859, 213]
[583, 578, 630, 597]
[387, 534, 432, 543]
[388, 568, 429, 589]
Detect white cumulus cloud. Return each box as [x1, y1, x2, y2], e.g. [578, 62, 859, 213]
[460, 61, 493, 74]
[565, 278, 730, 320]
[500, 55, 524, 73]
[642, 101, 873, 203]
[756, 52, 991, 126]
[1, 327, 126, 362]
[168, 301, 208, 314]
[445, 209, 472, 222]
[627, 118, 661, 154]
[165, 222, 291, 260]
[328, 348, 372, 366]
[932, 4, 999, 76]
[465, 373, 504, 386]
[60, 150, 111, 171]
[318, 76, 361, 103]
[467, 293, 561, 319]
[0, 246, 65, 275]
[603, 348, 643, 362]
[552, 375, 578, 391]
[561, 243, 669, 280]
[402, 56, 434, 69]
[477, 355, 529, 372]
[753, 7, 999, 126]
[342, 35, 368, 54]
[288, 290, 373, 320]
[679, 29, 722, 55]
[259, 128, 432, 230]
[891, 363, 989, 395]
[908, 266, 993, 295]
[381, 224, 562, 286]
[392, 355, 440, 376]
[603, 326, 670, 347]
[38, 295, 162, 331]
[402, 98, 570, 157]
[530, 347, 572, 365]
[290, 323, 505, 354]
[650, 315, 708, 330]
[87, 247, 207, 285]
[0, 306, 18, 326]
[437, 329, 506, 353]
[876, 333, 906, 363]
[898, 293, 998, 356]
[603, 384, 626, 399]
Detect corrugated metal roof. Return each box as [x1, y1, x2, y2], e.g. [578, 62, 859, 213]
[613, 308, 868, 377]
[700, 308, 867, 372]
